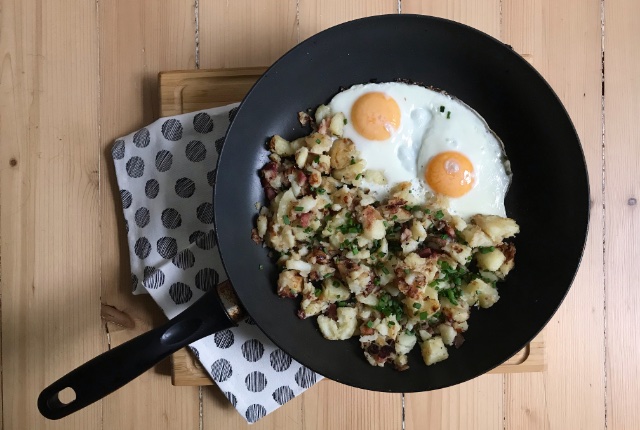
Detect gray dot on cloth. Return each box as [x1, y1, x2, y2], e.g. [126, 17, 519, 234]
[207, 170, 216, 187]
[210, 358, 233, 382]
[245, 404, 266, 424]
[131, 273, 138, 293]
[124, 219, 129, 233]
[133, 128, 150, 148]
[120, 189, 132, 209]
[126, 156, 145, 178]
[161, 118, 183, 141]
[175, 178, 196, 198]
[214, 329, 234, 349]
[112, 140, 125, 160]
[189, 230, 216, 250]
[143, 266, 165, 289]
[161, 208, 182, 229]
[168, 282, 192, 304]
[193, 112, 214, 134]
[145, 179, 159, 199]
[157, 237, 178, 259]
[214, 137, 225, 155]
[245, 371, 267, 392]
[196, 202, 214, 224]
[223, 391, 237, 408]
[245, 316, 256, 325]
[294, 366, 317, 388]
[134, 237, 151, 259]
[629, 198, 637, 206]
[272, 386, 295, 405]
[155, 150, 173, 172]
[270, 349, 292, 372]
[195, 268, 219, 292]
[241, 339, 265, 362]
[191, 347, 200, 360]
[134, 207, 150, 228]
[172, 249, 195, 270]
[185, 140, 207, 162]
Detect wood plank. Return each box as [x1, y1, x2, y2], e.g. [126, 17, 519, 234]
[401, 0, 501, 39]
[299, 380, 402, 430]
[97, 0, 201, 428]
[0, 0, 104, 428]
[502, 0, 605, 429]
[400, 2, 504, 429]
[298, 0, 398, 40]
[405, 374, 504, 430]
[604, 0, 640, 428]
[198, 0, 298, 69]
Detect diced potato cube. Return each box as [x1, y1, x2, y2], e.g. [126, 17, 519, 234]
[476, 248, 506, 272]
[421, 337, 449, 365]
[438, 324, 457, 346]
[306, 132, 333, 154]
[329, 138, 358, 169]
[295, 146, 309, 168]
[442, 242, 472, 265]
[322, 278, 350, 302]
[329, 112, 346, 136]
[411, 219, 427, 242]
[471, 214, 520, 243]
[256, 215, 267, 238]
[317, 307, 358, 340]
[315, 104, 331, 124]
[269, 135, 294, 156]
[396, 332, 417, 355]
[460, 225, 493, 248]
[332, 160, 366, 183]
[462, 278, 500, 308]
[277, 270, 303, 298]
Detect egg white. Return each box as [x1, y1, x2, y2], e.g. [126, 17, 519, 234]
[328, 82, 511, 219]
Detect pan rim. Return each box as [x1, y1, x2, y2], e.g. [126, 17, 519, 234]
[213, 13, 590, 392]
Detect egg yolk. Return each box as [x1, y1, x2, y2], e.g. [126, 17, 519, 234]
[425, 151, 475, 197]
[351, 92, 401, 141]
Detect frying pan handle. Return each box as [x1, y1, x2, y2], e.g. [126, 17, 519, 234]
[38, 289, 237, 420]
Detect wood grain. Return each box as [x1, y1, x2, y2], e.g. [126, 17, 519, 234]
[502, 1, 606, 429]
[0, 0, 104, 428]
[199, 0, 298, 69]
[97, 0, 201, 428]
[604, 0, 640, 428]
[399, 3, 505, 429]
[298, 0, 398, 40]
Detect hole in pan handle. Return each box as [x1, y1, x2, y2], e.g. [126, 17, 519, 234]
[37, 288, 238, 420]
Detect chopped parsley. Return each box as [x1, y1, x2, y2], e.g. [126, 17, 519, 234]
[294, 206, 304, 211]
[419, 312, 429, 320]
[388, 321, 396, 327]
[315, 138, 321, 144]
[323, 273, 333, 279]
[317, 188, 326, 194]
[435, 210, 444, 220]
[479, 246, 495, 254]
[350, 157, 356, 165]
[343, 118, 348, 125]
[412, 302, 422, 309]
[447, 111, 451, 119]
[314, 288, 322, 297]
[355, 173, 362, 180]
[314, 155, 320, 163]
[283, 215, 290, 225]
[381, 266, 390, 275]
[439, 105, 445, 113]
[304, 227, 313, 233]
[366, 321, 374, 328]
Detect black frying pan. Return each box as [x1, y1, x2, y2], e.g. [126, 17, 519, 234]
[39, 15, 589, 420]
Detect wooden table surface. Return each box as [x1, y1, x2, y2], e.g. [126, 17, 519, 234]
[0, 0, 636, 429]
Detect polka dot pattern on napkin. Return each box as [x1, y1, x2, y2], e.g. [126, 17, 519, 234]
[111, 105, 321, 423]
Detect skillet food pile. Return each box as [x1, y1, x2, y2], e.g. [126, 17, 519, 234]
[252, 82, 519, 371]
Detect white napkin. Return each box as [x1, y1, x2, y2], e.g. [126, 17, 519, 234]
[111, 104, 322, 423]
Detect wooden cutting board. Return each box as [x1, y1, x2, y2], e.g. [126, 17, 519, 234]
[158, 67, 545, 386]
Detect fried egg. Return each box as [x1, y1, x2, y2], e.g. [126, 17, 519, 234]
[328, 82, 511, 219]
